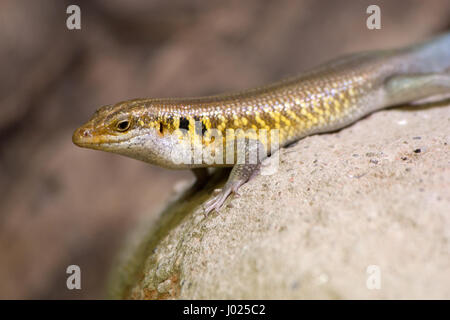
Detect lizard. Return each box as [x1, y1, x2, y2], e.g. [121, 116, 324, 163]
[73, 32, 450, 214]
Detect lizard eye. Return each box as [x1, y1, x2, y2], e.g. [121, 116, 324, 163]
[116, 119, 131, 132]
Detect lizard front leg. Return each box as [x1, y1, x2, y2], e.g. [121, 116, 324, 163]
[203, 135, 269, 213]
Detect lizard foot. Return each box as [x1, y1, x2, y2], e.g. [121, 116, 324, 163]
[203, 179, 245, 214]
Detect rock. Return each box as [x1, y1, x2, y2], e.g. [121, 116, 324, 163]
[109, 100, 450, 299]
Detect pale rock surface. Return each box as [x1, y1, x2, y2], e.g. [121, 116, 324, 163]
[109, 101, 450, 299]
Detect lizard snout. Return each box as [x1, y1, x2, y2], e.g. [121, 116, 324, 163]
[72, 126, 93, 147]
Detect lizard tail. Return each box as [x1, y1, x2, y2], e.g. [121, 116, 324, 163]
[383, 32, 450, 105]
[401, 31, 450, 74]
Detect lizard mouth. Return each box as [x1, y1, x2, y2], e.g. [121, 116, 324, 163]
[72, 126, 134, 149]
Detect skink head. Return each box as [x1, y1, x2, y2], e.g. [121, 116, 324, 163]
[72, 102, 136, 148]
[72, 99, 196, 169]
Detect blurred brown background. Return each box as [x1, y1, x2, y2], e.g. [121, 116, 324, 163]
[0, 0, 448, 299]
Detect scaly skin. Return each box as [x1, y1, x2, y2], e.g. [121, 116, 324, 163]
[73, 33, 450, 213]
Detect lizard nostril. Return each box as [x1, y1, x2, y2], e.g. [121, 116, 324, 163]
[77, 128, 92, 138]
